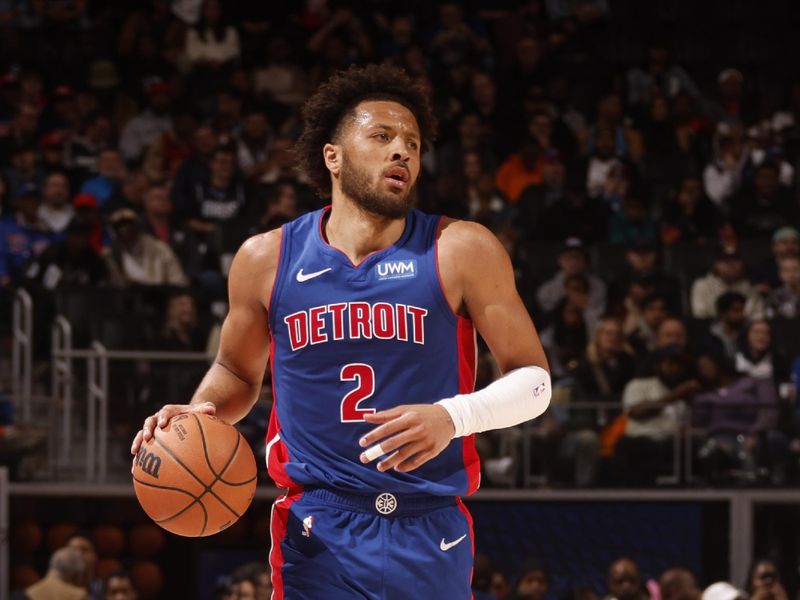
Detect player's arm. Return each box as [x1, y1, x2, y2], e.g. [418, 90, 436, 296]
[131, 230, 280, 455]
[360, 220, 550, 473]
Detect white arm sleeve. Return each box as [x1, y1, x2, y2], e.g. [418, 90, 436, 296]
[436, 365, 551, 438]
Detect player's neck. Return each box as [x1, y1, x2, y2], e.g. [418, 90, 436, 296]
[325, 197, 406, 265]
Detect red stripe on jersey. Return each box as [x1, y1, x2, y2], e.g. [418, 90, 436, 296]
[269, 490, 302, 600]
[457, 317, 481, 495]
[266, 335, 296, 489]
[456, 497, 476, 594]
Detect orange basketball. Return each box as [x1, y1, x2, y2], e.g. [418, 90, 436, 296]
[132, 413, 257, 537]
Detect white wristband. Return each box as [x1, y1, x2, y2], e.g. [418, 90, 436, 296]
[436, 365, 551, 437]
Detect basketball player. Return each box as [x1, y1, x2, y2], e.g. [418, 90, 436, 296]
[131, 64, 551, 599]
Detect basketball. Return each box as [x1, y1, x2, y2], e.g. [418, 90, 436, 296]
[132, 413, 257, 537]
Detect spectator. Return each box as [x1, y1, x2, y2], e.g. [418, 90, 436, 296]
[102, 171, 149, 217]
[103, 570, 138, 600]
[0, 102, 40, 160]
[693, 351, 787, 484]
[539, 284, 590, 379]
[40, 130, 69, 174]
[617, 346, 701, 484]
[567, 318, 635, 486]
[745, 559, 788, 600]
[659, 567, 701, 600]
[23, 546, 87, 600]
[119, 80, 174, 164]
[585, 125, 624, 205]
[3, 143, 44, 201]
[63, 111, 113, 185]
[495, 136, 543, 204]
[66, 532, 101, 599]
[158, 290, 210, 352]
[24, 217, 108, 291]
[509, 559, 548, 600]
[660, 176, 724, 245]
[37, 171, 74, 234]
[0, 184, 52, 287]
[472, 554, 497, 600]
[734, 321, 791, 398]
[704, 292, 749, 361]
[604, 559, 648, 600]
[181, 144, 247, 233]
[754, 226, 800, 293]
[690, 247, 763, 320]
[171, 125, 217, 211]
[255, 180, 299, 233]
[626, 41, 699, 107]
[185, 0, 241, 73]
[702, 582, 745, 600]
[608, 195, 658, 246]
[536, 168, 610, 242]
[704, 68, 756, 125]
[253, 35, 308, 107]
[765, 255, 800, 319]
[80, 149, 126, 208]
[236, 108, 273, 181]
[492, 569, 512, 600]
[608, 240, 681, 315]
[729, 161, 797, 239]
[626, 292, 670, 357]
[703, 122, 746, 207]
[656, 318, 689, 351]
[103, 208, 188, 288]
[536, 237, 607, 315]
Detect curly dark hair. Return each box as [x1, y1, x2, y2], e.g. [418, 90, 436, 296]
[296, 63, 438, 198]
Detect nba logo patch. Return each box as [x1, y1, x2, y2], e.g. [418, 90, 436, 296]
[302, 515, 314, 538]
[376, 259, 417, 281]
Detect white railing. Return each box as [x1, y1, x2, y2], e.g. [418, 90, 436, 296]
[11, 289, 33, 423]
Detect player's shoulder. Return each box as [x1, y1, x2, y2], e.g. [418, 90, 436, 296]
[437, 217, 508, 262]
[229, 228, 283, 284]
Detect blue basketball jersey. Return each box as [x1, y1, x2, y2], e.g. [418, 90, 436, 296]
[265, 206, 480, 496]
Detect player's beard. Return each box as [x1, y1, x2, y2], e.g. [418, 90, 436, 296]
[339, 152, 414, 220]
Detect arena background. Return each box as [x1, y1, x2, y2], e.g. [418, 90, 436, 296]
[3, 0, 800, 598]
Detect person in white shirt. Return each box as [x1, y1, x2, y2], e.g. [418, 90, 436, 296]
[690, 247, 763, 319]
[37, 171, 74, 234]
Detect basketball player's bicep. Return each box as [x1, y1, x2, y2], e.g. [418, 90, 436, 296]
[215, 233, 278, 386]
[460, 225, 548, 374]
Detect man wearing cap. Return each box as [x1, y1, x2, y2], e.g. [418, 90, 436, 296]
[102, 208, 188, 288]
[536, 237, 607, 315]
[0, 184, 52, 288]
[690, 246, 763, 319]
[119, 80, 173, 163]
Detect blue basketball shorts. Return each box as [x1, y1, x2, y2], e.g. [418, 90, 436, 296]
[269, 487, 475, 599]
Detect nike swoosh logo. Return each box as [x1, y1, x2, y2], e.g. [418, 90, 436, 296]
[440, 534, 467, 551]
[296, 267, 332, 282]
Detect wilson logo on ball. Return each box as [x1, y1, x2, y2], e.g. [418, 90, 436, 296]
[136, 447, 162, 478]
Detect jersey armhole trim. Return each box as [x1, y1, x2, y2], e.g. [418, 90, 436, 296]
[267, 225, 289, 333]
[431, 215, 465, 326]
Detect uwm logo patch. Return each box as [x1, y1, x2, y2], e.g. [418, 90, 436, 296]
[136, 447, 162, 478]
[376, 259, 417, 281]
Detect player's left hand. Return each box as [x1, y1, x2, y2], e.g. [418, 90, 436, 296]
[358, 404, 455, 473]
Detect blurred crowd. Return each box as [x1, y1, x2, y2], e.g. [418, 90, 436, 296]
[472, 554, 789, 600]
[1, 0, 800, 486]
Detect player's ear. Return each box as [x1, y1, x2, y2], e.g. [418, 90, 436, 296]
[323, 143, 340, 176]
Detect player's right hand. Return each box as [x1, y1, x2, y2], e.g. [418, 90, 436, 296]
[130, 402, 217, 457]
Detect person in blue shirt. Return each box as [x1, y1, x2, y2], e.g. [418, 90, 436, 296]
[0, 183, 52, 288]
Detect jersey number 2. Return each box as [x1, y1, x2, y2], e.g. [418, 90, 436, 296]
[340, 363, 376, 422]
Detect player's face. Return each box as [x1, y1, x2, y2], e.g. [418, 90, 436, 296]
[337, 100, 421, 219]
